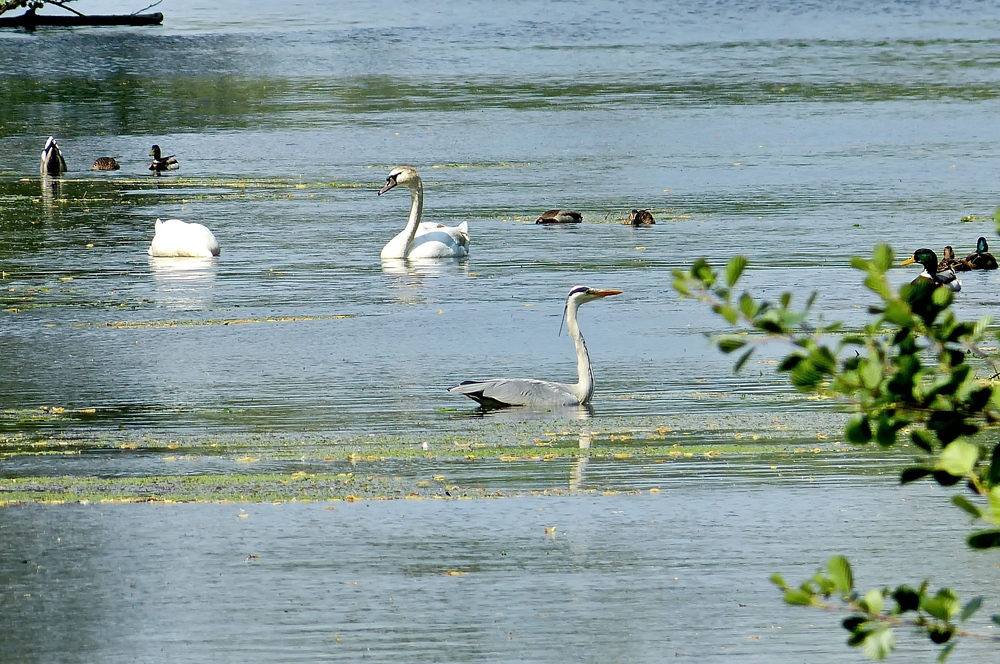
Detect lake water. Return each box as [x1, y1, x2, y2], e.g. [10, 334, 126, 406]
[2, 0, 1000, 660]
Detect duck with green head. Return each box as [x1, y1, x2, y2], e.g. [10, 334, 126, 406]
[963, 237, 998, 270]
[901, 248, 962, 292]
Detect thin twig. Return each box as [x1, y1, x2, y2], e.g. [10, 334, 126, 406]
[132, 0, 161, 15]
[46, 1, 85, 17]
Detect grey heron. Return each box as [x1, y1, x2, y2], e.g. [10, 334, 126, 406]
[378, 166, 470, 259]
[901, 249, 961, 292]
[40, 136, 67, 176]
[535, 209, 582, 224]
[448, 285, 622, 408]
[148, 219, 221, 258]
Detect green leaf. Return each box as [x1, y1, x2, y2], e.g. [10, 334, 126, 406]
[861, 624, 896, 660]
[784, 589, 815, 606]
[770, 573, 788, 590]
[861, 359, 883, 390]
[872, 244, 894, 272]
[718, 304, 738, 325]
[910, 430, 934, 453]
[901, 467, 933, 484]
[968, 529, 1000, 549]
[827, 555, 853, 594]
[883, 300, 912, 326]
[842, 616, 866, 632]
[989, 442, 1000, 486]
[725, 255, 748, 288]
[922, 590, 959, 621]
[951, 495, 982, 519]
[892, 586, 920, 613]
[988, 486, 1000, 523]
[733, 348, 755, 373]
[937, 440, 978, 477]
[960, 596, 983, 622]
[717, 336, 746, 354]
[936, 641, 956, 663]
[738, 292, 757, 318]
[860, 588, 884, 615]
[845, 415, 872, 444]
[691, 259, 714, 285]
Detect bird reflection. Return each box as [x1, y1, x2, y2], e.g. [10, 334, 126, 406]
[460, 403, 593, 421]
[381, 258, 470, 305]
[381, 258, 469, 278]
[569, 431, 592, 492]
[148, 257, 217, 310]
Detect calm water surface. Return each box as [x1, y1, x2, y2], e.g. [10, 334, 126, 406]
[2, 0, 1000, 660]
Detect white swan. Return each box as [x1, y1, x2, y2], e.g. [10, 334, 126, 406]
[378, 166, 470, 259]
[147, 218, 221, 258]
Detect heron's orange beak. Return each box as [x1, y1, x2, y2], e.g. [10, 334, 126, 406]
[900, 257, 917, 266]
[592, 289, 623, 297]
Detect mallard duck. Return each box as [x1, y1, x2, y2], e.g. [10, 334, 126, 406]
[377, 166, 470, 259]
[147, 218, 220, 257]
[91, 157, 120, 171]
[40, 136, 67, 176]
[148, 145, 179, 173]
[901, 248, 961, 292]
[938, 246, 971, 272]
[963, 237, 998, 270]
[625, 209, 655, 225]
[536, 209, 582, 224]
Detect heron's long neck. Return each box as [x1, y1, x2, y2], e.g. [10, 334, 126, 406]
[401, 180, 424, 255]
[566, 300, 594, 404]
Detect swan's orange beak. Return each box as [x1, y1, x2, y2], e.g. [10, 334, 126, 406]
[591, 289, 623, 297]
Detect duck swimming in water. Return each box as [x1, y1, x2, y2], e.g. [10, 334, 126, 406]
[901, 248, 961, 292]
[40, 136, 67, 176]
[536, 209, 582, 224]
[625, 209, 655, 225]
[149, 145, 179, 173]
[937, 246, 971, 272]
[963, 237, 998, 270]
[91, 157, 121, 171]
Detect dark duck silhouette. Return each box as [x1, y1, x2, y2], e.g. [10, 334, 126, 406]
[148, 145, 179, 173]
[963, 237, 998, 270]
[40, 136, 67, 176]
[536, 209, 582, 224]
[625, 209, 655, 225]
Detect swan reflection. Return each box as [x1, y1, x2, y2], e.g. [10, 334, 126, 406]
[381, 257, 469, 278]
[148, 256, 218, 310]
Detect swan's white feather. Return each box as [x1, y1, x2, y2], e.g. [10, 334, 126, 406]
[147, 218, 221, 258]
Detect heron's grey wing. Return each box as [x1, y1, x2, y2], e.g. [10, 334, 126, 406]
[448, 379, 579, 408]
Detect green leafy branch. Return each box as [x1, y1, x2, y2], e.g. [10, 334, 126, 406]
[674, 244, 1000, 659]
[772, 556, 999, 661]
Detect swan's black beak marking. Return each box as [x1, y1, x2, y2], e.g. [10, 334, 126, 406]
[378, 175, 398, 196]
